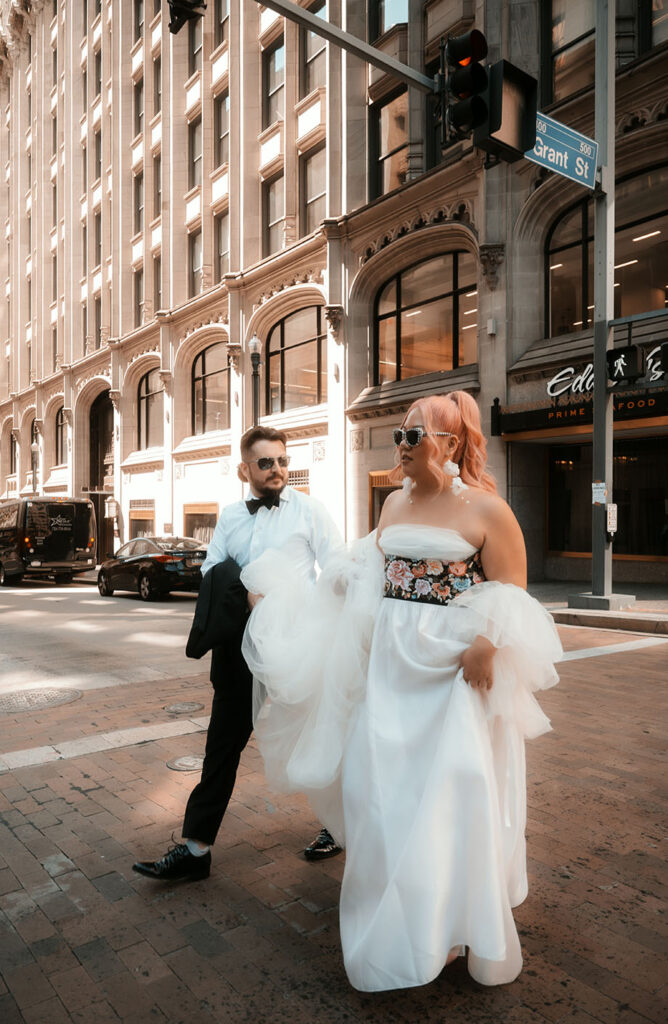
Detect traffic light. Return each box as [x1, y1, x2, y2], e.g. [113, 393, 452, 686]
[439, 30, 489, 146]
[167, 1, 206, 35]
[606, 346, 642, 383]
[473, 60, 537, 162]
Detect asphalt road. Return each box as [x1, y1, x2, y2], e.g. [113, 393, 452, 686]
[0, 579, 198, 696]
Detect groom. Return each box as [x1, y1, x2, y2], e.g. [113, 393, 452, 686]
[133, 426, 343, 881]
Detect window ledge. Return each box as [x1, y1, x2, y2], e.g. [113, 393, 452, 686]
[173, 433, 232, 461]
[347, 365, 480, 421]
[260, 403, 328, 437]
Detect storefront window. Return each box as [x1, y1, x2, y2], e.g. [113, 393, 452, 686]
[374, 252, 477, 384]
[548, 438, 668, 556]
[266, 306, 327, 413]
[546, 164, 668, 337]
[192, 342, 230, 434]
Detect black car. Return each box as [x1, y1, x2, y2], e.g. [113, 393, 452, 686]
[97, 536, 207, 601]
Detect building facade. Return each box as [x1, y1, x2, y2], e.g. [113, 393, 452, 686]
[0, 0, 666, 580]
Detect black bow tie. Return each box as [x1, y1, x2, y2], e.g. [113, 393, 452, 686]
[246, 494, 281, 515]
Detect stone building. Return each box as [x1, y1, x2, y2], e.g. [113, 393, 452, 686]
[0, 0, 666, 580]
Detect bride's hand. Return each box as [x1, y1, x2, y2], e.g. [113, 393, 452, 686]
[460, 636, 496, 691]
[247, 591, 264, 611]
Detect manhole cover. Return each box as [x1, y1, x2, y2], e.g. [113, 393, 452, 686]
[166, 756, 204, 772]
[164, 702, 205, 715]
[0, 688, 83, 714]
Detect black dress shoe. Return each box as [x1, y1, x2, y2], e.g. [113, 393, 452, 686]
[303, 827, 342, 861]
[132, 843, 211, 881]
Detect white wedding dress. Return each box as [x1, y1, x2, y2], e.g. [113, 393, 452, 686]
[241, 525, 562, 992]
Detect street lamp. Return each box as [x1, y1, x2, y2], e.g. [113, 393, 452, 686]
[30, 440, 39, 495]
[248, 334, 262, 427]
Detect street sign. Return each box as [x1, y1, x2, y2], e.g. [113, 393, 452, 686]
[525, 112, 598, 190]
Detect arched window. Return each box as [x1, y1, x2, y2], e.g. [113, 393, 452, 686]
[137, 368, 164, 450]
[373, 252, 478, 384]
[546, 164, 668, 337]
[192, 343, 230, 434]
[9, 432, 17, 475]
[55, 406, 66, 465]
[266, 306, 327, 414]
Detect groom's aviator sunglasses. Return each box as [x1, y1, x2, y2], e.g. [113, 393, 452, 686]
[393, 428, 454, 447]
[246, 455, 291, 470]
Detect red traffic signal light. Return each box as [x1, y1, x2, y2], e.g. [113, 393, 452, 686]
[441, 30, 489, 141]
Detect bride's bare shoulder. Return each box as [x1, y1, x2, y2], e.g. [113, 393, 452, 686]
[463, 487, 518, 526]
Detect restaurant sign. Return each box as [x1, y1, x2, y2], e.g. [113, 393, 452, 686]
[495, 388, 667, 434]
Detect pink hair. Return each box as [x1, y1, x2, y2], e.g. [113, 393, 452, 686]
[389, 391, 497, 494]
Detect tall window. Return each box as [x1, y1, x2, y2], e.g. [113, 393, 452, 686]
[82, 69, 87, 112]
[301, 146, 326, 235]
[546, 164, 668, 337]
[214, 90, 230, 167]
[94, 211, 102, 266]
[51, 183, 57, 227]
[52, 45, 58, 85]
[266, 306, 327, 413]
[374, 252, 478, 384]
[134, 171, 144, 234]
[544, 0, 595, 105]
[82, 223, 87, 273]
[82, 144, 87, 189]
[192, 343, 230, 433]
[55, 406, 66, 465]
[138, 367, 163, 450]
[301, 1, 326, 98]
[153, 56, 161, 114]
[189, 117, 202, 189]
[263, 174, 284, 257]
[134, 0, 144, 42]
[134, 269, 144, 327]
[82, 302, 87, 347]
[52, 256, 58, 301]
[94, 295, 101, 348]
[189, 229, 203, 296]
[52, 115, 58, 156]
[214, 212, 229, 282]
[215, 0, 229, 47]
[153, 154, 161, 217]
[370, 0, 409, 39]
[188, 16, 203, 77]
[10, 432, 17, 475]
[154, 255, 162, 310]
[94, 48, 102, 96]
[263, 37, 285, 128]
[134, 77, 144, 137]
[94, 129, 102, 178]
[52, 328, 58, 373]
[372, 90, 408, 198]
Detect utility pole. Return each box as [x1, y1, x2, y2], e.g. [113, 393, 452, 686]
[569, 0, 633, 611]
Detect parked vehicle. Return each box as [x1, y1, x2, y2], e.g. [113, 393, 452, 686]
[97, 536, 207, 601]
[0, 497, 96, 585]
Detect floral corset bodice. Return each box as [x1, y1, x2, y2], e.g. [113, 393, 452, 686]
[383, 550, 486, 607]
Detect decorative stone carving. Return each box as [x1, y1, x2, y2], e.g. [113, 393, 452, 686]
[62, 407, 73, 427]
[360, 199, 476, 265]
[32, 418, 43, 436]
[312, 441, 326, 462]
[252, 268, 325, 310]
[324, 305, 344, 339]
[10, 427, 20, 443]
[158, 369, 172, 395]
[350, 429, 364, 453]
[108, 389, 121, 411]
[227, 344, 242, 372]
[479, 244, 505, 291]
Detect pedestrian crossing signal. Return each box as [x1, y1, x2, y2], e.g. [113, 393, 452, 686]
[606, 346, 642, 383]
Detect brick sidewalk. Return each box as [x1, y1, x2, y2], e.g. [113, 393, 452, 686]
[0, 628, 666, 1024]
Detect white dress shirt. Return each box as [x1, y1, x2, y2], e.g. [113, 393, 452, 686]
[201, 486, 342, 581]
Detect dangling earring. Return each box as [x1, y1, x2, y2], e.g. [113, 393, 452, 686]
[443, 458, 460, 478]
[444, 457, 467, 495]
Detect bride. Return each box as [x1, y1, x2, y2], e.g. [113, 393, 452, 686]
[241, 391, 562, 993]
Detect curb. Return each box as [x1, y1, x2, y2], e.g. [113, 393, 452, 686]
[551, 608, 668, 635]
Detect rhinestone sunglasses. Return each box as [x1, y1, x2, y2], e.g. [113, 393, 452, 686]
[392, 428, 455, 447]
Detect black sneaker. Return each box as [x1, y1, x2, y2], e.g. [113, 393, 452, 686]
[303, 827, 342, 861]
[132, 843, 211, 881]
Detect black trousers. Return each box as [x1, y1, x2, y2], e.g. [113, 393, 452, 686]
[182, 665, 253, 846]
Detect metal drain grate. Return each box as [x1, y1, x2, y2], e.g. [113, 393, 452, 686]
[0, 688, 83, 713]
[164, 702, 205, 715]
[166, 756, 204, 772]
